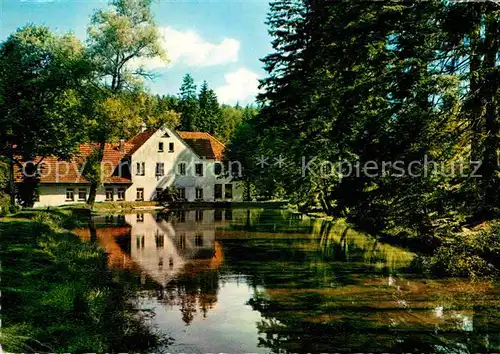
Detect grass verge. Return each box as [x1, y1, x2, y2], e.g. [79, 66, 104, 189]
[0, 211, 166, 352]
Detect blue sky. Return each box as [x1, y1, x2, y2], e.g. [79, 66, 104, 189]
[0, 0, 273, 104]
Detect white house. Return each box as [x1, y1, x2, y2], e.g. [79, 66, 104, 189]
[23, 127, 244, 207]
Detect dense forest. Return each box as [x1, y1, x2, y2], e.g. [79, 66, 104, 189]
[227, 0, 500, 275]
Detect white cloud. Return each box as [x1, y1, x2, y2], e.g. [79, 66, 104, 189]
[135, 26, 240, 69]
[215, 68, 261, 104]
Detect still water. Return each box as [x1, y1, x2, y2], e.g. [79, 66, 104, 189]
[74, 209, 500, 353]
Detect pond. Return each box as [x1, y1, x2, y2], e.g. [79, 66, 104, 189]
[74, 209, 500, 353]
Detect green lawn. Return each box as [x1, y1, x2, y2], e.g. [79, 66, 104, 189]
[0, 212, 163, 352]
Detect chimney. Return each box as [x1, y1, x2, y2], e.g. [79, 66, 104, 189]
[119, 139, 125, 153]
[141, 122, 147, 133]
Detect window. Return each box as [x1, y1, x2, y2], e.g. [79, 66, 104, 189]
[176, 210, 186, 222]
[136, 235, 144, 248]
[224, 184, 233, 199]
[156, 162, 164, 176]
[229, 161, 242, 177]
[214, 184, 223, 199]
[117, 187, 125, 201]
[156, 188, 163, 200]
[178, 233, 186, 249]
[177, 187, 186, 200]
[65, 188, 74, 201]
[195, 209, 203, 221]
[225, 209, 233, 221]
[158, 142, 164, 152]
[214, 163, 222, 176]
[105, 188, 114, 201]
[195, 233, 203, 247]
[78, 188, 86, 201]
[137, 213, 144, 222]
[178, 162, 186, 176]
[169, 142, 174, 152]
[136, 188, 144, 201]
[195, 163, 203, 176]
[195, 187, 204, 200]
[155, 231, 164, 248]
[136, 162, 145, 176]
[214, 209, 223, 221]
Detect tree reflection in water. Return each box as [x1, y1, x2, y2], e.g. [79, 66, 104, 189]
[75, 209, 500, 352]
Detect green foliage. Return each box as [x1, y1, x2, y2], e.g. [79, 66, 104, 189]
[0, 25, 93, 207]
[81, 147, 103, 186]
[231, 0, 500, 276]
[0, 158, 10, 215]
[157, 185, 181, 203]
[87, 0, 167, 92]
[0, 25, 91, 160]
[178, 73, 200, 131]
[91, 91, 180, 141]
[0, 213, 165, 352]
[420, 224, 500, 277]
[198, 80, 222, 134]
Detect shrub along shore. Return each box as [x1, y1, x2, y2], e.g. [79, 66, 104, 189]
[0, 210, 165, 352]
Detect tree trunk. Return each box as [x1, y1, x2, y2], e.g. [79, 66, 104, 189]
[244, 180, 251, 201]
[469, 18, 484, 162]
[318, 189, 334, 216]
[8, 154, 16, 206]
[86, 141, 106, 209]
[481, 15, 499, 211]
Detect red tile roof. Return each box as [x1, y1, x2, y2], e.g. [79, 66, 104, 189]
[178, 131, 226, 160]
[126, 130, 156, 155]
[14, 129, 225, 184]
[15, 140, 140, 184]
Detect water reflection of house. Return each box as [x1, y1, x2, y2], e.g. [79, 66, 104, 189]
[75, 210, 229, 325]
[127, 210, 229, 325]
[128, 211, 218, 286]
[73, 225, 136, 270]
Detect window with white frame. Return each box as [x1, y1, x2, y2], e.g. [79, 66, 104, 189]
[214, 184, 222, 199]
[136, 188, 144, 201]
[195, 187, 204, 200]
[195, 163, 203, 176]
[155, 162, 165, 176]
[105, 187, 114, 201]
[178, 162, 186, 176]
[117, 187, 125, 201]
[224, 184, 233, 199]
[136, 162, 145, 176]
[66, 188, 74, 201]
[78, 188, 86, 201]
[214, 163, 223, 176]
[156, 188, 163, 200]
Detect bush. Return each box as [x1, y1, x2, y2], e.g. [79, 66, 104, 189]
[419, 224, 500, 277]
[0, 194, 10, 216]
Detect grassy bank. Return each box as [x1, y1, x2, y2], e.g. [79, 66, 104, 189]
[0, 211, 164, 352]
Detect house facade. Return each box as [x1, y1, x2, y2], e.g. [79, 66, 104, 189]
[25, 128, 243, 207]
